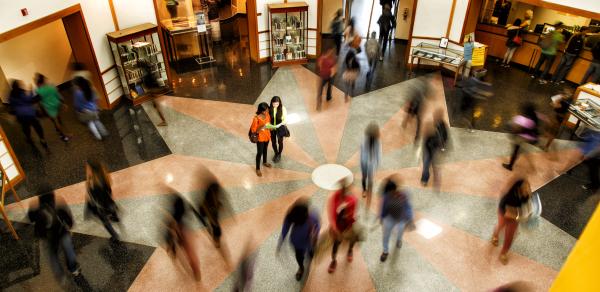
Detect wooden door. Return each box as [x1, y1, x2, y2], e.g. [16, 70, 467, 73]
[62, 12, 109, 109]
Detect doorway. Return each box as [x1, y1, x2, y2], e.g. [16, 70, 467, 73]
[0, 4, 108, 108]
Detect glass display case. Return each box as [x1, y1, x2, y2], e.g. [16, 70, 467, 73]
[411, 42, 464, 66]
[107, 23, 169, 106]
[268, 2, 308, 67]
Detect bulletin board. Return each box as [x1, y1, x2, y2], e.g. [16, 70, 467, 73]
[0, 126, 25, 186]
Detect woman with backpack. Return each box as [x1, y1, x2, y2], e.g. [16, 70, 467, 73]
[343, 45, 360, 102]
[269, 96, 288, 163]
[85, 159, 120, 241]
[277, 198, 320, 281]
[249, 102, 272, 177]
[491, 178, 532, 264]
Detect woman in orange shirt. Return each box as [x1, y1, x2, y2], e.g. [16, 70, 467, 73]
[251, 102, 272, 176]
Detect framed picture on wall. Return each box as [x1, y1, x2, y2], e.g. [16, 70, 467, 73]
[439, 37, 449, 48]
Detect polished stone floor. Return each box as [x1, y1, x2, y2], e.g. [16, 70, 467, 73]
[2, 65, 584, 291]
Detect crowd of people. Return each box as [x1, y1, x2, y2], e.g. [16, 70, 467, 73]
[8, 2, 600, 291]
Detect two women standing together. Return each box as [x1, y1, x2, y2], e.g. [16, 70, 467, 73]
[249, 96, 289, 177]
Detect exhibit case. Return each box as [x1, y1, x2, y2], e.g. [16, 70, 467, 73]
[268, 2, 308, 67]
[107, 23, 170, 106]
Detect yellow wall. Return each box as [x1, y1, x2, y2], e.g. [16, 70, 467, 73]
[395, 0, 414, 40]
[551, 204, 600, 291]
[0, 19, 73, 95]
[322, 0, 343, 33]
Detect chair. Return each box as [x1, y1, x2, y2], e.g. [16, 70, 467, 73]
[0, 164, 21, 240]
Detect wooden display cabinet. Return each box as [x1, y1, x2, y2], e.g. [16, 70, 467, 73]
[268, 2, 308, 67]
[107, 23, 170, 106]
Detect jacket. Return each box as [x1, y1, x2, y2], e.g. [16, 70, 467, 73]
[377, 9, 395, 32]
[270, 106, 287, 127]
[74, 89, 98, 112]
[328, 190, 357, 233]
[9, 91, 38, 118]
[565, 34, 584, 55]
[380, 190, 413, 221]
[280, 211, 320, 250]
[250, 113, 271, 142]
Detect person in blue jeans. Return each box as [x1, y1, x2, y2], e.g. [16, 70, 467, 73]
[551, 28, 586, 83]
[421, 110, 448, 186]
[379, 175, 414, 262]
[28, 191, 81, 279]
[581, 42, 600, 85]
[278, 198, 320, 281]
[361, 123, 382, 211]
[73, 77, 108, 140]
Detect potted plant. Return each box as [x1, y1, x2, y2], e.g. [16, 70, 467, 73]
[166, 0, 179, 18]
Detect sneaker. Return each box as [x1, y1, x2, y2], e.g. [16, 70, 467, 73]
[295, 268, 304, 281]
[263, 162, 272, 168]
[582, 184, 599, 191]
[347, 250, 353, 262]
[328, 260, 337, 273]
[396, 240, 402, 249]
[502, 163, 513, 171]
[379, 252, 389, 262]
[71, 266, 82, 277]
[530, 74, 536, 79]
[539, 79, 548, 85]
[61, 136, 70, 142]
[256, 169, 262, 177]
[560, 80, 565, 84]
[491, 236, 499, 246]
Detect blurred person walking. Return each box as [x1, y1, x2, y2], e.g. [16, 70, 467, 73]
[491, 179, 532, 264]
[421, 110, 448, 187]
[575, 129, 600, 191]
[331, 9, 344, 55]
[343, 18, 358, 46]
[28, 191, 81, 279]
[343, 45, 360, 102]
[365, 31, 380, 83]
[551, 27, 587, 83]
[580, 41, 600, 84]
[277, 198, 320, 281]
[502, 103, 540, 171]
[402, 78, 429, 140]
[327, 177, 360, 273]
[9, 80, 48, 148]
[458, 76, 493, 131]
[85, 159, 120, 241]
[73, 77, 109, 140]
[316, 47, 337, 111]
[360, 123, 382, 210]
[269, 96, 289, 163]
[35, 73, 71, 142]
[378, 176, 414, 262]
[544, 89, 572, 150]
[195, 180, 230, 248]
[249, 102, 273, 177]
[377, 4, 395, 61]
[531, 22, 564, 84]
[164, 195, 201, 280]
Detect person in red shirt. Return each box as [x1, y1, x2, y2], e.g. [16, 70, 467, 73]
[327, 177, 358, 273]
[316, 47, 337, 111]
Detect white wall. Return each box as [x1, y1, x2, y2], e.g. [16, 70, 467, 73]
[544, 0, 600, 14]
[0, 20, 73, 87]
[412, 0, 452, 37]
[113, 0, 158, 29]
[449, 0, 469, 42]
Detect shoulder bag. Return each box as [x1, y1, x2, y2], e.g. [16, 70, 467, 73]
[512, 29, 522, 46]
[248, 116, 259, 143]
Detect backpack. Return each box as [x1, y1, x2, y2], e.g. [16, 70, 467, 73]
[566, 35, 584, 54]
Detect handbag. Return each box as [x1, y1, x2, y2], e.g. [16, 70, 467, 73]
[512, 30, 522, 46]
[248, 116, 259, 143]
[277, 125, 290, 138]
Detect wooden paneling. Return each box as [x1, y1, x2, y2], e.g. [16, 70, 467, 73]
[248, 0, 260, 62]
[63, 12, 109, 109]
[475, 23, 594, 84]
